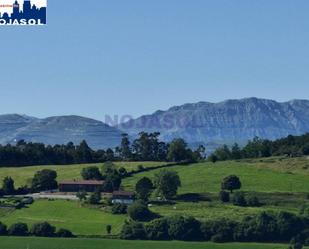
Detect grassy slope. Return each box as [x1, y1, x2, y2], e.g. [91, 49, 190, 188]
[1, 157, 309, 236]
[123, 157, 309, 220]
[0, 161, 164, 187]
[0, 237, 298, 249]
[123, 157, 309, 193]
[0, 200, 125, 236]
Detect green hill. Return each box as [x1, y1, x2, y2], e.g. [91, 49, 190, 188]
[0, 161, 164, 187]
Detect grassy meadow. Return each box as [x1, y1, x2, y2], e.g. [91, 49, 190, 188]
[0, 157, 309, 247]
[0, 200, 126, 236]
[123, 157, 309, 193]
[0, 237, 299, 249]
[0, 161, 164, 187]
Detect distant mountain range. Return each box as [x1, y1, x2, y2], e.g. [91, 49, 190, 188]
[120, 98, 309, 147]
[1, 98, 309, 149]
[0, 115, 122, 149]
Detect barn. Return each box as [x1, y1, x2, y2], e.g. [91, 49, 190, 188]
[58, 180, 105, 192]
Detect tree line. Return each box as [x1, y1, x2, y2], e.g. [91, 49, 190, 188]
[209, 133, 309, 162]
[0, 132, 205, 167]
[0, 221, 74, 238]
[120, 210, 309, 248]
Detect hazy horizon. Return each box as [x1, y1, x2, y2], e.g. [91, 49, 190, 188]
[1, 97, 308, 121]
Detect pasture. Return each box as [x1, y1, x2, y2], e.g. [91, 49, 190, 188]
[123, 157, 309, 193]
[0, 237, 298, 249]
[0, 161, 164, 187]
[0, 200, 126, 236]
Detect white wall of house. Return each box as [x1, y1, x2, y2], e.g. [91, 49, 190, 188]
[112, 199, 134, 205]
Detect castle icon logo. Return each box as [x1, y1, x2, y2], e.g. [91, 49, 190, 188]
[0, 0, 46, 25]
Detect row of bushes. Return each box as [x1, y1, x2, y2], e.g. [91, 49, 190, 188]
[0, 221, 74, 238]
[120, 211, 309, 244]
[219, 191, 261, 207]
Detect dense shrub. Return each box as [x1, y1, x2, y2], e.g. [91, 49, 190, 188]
[31, 222, 56, 237]
[87, 188, 102, 205]
[201, 219, 237, 242]
[128, 201, 154, 221]
[0, 222, 7, 235]
[112, 203, 127, 214]
[145, 218, 169, 240]
[106, 225, 112, 235]
[209, 134, 309, 161]
[8, 223, 28, 236]
[120, 222, 147, 240]
[56, 228, 74, 238]
[247, 195, 261, 207]
[232, 192, 247, 207]
[167, 216, 202, 241]
[219, 191, 230, 203]
[121, 210, 309, 243]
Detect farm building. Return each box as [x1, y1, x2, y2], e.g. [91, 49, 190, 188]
[59, 180, 105, 192]
[112, 191, 134, 205]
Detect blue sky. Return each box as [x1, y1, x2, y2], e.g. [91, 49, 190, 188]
[0, 0, 308, 120]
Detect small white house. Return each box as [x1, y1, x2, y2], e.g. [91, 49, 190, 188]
[112, 191, 134, 205]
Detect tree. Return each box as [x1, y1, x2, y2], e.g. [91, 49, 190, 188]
[76, 190, 87, 202]
[75, 140, 93, 163]
[209, 154, 218, 163]
[2, 176, 15, 195]
[81, 166, 102, 180]
[101, 161, 115, 178]
[231, 143, 242, 159]
[31, 169, 58, 192]
[213, 145, 232, 161]
[128, 200, 154, 222]
[221, 175, 241, 193]
[135, 177, 154, 201]
[154, 170, 181, 199]
[132, 132, 166, 161]
[88, 188, 101, 205]
[8, 223, 28, 236]
[119, 133, 132, 160]
[167, 138, 190, 162]
[193, 145, 206, 161]
[31, 222, 56, 237]
[105, 148, 115, 161]
[106, 225, 112, 235]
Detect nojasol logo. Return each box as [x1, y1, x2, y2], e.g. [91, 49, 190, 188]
[0, 0, 46, 25]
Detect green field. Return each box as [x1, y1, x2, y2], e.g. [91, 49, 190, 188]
[0, 200, 126, 236]
[0, 237, 298, 249]
[1, 157, 309, 245]
[0, 161, 164, 187]
[120, 157, 309, 220]
[123, 157, 309, 193]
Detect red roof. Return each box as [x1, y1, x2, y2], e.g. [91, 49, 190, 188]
[59, 180, 105, 185]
